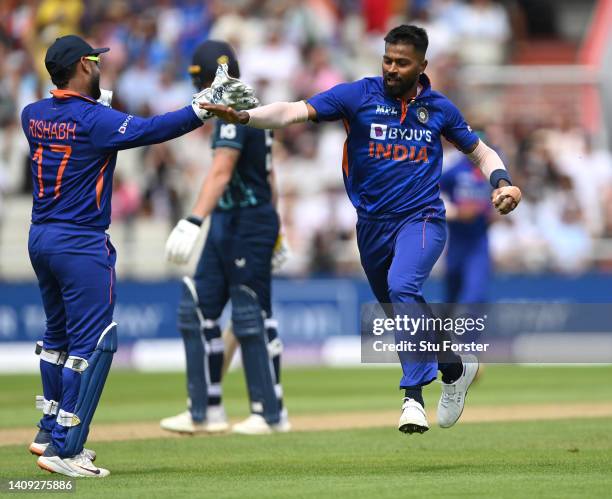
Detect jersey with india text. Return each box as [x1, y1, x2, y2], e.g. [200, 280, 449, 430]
[307, 74, 479, 219]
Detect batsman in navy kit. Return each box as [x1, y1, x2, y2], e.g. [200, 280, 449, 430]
[201, 25, 522, 435]
[162, 40, 289, 436]
[21, 35, 256, 477]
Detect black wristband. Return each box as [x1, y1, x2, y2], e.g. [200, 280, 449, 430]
[489, 169, 512, 188]
[186, 215, 203, 227]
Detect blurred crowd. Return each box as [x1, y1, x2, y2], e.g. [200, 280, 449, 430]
[0, 0, 610, 276]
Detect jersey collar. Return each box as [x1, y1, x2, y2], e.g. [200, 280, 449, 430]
[416, 73, 432, 98]
[396, 73, 432, 124]
[50, 89, 98, 104]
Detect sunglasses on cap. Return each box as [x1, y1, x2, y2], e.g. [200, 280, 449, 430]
[84, 55, 101, 65]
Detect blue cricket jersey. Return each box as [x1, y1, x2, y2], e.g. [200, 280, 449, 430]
[307, 74, 479, 219]
[21, 90, 202, 229]
[440, 156, 491, 240]
[211, 120, 272, 211]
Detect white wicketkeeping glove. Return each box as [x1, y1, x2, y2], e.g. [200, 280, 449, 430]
[165, 218, 202, 264]
[191, 63, 259, 121]
[271, 232, 290, 273]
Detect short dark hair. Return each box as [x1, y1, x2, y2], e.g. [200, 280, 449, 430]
[51, 61, 79, 88]
[384, 25, 428, 55]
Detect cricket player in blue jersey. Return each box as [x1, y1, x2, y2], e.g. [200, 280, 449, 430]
[440, 143, 493, 303]
[21, 34, 256, 477]
[160, 40, 289, 436]
[202, 25, 522, 435]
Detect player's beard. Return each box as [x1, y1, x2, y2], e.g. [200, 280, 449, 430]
[383, 75, 417, 99]
[89, 72, 101, 100]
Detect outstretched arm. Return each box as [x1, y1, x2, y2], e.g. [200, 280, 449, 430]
[200, 101, 317, 128]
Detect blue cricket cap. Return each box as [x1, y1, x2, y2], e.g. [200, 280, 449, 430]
[45, 35, 109, 77]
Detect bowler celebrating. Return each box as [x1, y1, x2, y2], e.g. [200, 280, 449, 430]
[201, 25, 521, 434]
[22, 35, 254, 477]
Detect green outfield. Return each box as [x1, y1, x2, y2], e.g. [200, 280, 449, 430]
[1, 366, 612, 497]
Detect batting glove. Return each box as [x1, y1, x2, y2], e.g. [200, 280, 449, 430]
[271, 232, 290, 273]
[192, 63, 259, 122]
[165, 218, 202, 264]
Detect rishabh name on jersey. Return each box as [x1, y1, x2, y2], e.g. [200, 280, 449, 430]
[21, 90, 201, 229]
[307, 74, 479, 219]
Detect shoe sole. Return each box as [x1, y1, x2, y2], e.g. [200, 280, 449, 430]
[271, 424, 291, 433]
[398, 422, 429, 434]
[160, 426, 200, 435]
[439, 357, 480, 429]
[29, 443, 44, 456]
[37, 457, 108, 478]
[37, 457, 80, 478]
[204, 423, 230, 434]
[232, 426, 273, 435]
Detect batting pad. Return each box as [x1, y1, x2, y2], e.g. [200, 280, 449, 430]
[62, 322, 117, 457]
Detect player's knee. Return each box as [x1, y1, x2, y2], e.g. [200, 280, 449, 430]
[388, 278, 420, 303]
[35, 341, 68, 366]
[230, 285, 265, 339]
[64, 322, 118, 371]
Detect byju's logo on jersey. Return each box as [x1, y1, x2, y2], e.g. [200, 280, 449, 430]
[370, 123, 388, 140]
[376, 105, 398, 116]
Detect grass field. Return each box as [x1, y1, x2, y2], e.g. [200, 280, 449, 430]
[1, 366, 612, 497]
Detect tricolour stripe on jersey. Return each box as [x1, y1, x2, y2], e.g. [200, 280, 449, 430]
[95, 155, 111, 209]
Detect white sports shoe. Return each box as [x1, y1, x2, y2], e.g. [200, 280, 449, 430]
[398, 398, 429, 434]
[232, 409, 290, 435]
[437, 354, 480, 428]
[203, 406, 230, 433]
[271, 408, 291, 433]
[29, 442, 96, 462]
[160, 408, 230, 434]
[232, 414, 272, 435]
[160, 410, 206, 434]
[38, 450, 110, 478]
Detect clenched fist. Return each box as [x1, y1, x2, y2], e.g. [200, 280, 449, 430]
[491, 185, 521, 215]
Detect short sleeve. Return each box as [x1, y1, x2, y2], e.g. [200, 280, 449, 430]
[441, 100, 479, 153]
[307, 80, 366, 122]
[212, 121, 246, 150]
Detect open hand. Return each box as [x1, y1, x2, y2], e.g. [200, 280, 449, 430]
[199, 103, 250, 124]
